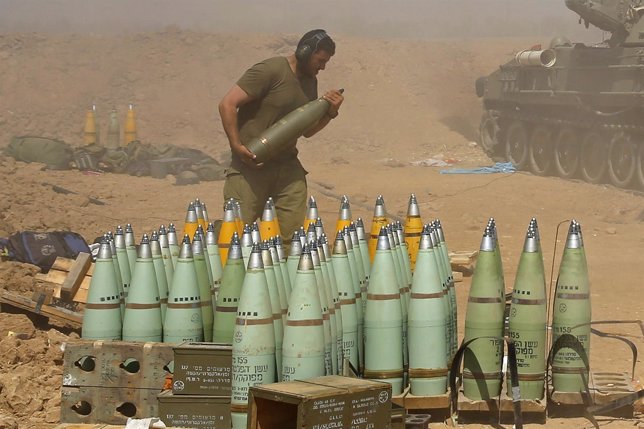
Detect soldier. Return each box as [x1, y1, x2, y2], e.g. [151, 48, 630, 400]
[219, 29, 344, 248]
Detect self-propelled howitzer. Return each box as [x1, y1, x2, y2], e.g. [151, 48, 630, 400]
[476, 0, 644, 189]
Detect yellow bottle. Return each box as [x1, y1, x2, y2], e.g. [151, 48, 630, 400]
[83, 105, 98, 145]
[124, 103, 137, 146]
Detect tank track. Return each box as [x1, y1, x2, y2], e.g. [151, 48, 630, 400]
[480, 107, 644, 191]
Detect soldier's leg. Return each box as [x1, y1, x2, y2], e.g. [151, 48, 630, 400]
[223, 170, 267, 227]
[272, 161, 308, 248]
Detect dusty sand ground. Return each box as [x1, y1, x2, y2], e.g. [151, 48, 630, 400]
[0, 8, 642, 429]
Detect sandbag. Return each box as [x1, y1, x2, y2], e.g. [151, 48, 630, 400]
[6, 136, 73, 170]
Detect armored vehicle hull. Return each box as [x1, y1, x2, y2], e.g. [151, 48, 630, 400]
[477, 0, 644, 189]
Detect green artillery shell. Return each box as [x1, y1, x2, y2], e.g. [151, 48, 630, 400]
[122, 235, 162, 342]
[82, 240, 122, 340]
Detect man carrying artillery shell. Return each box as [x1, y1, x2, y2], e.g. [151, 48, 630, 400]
[218, 29, 344, 247]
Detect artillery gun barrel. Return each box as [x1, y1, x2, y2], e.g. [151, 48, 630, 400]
[515, 49, 556, 67]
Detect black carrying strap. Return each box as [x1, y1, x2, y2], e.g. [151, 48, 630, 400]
[546, 332, 592, 408]
[587, 389, 644, 415]
[547, 332, 591, 378]
[546, 330, 639, 429]
[449, 336, 523, 429]
[582, 320, 643, 379]
[582, 320, 642, 422]
[506, 340, 523, 429]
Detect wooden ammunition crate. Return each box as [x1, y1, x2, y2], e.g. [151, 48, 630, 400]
[157, 390, 231, 428]
[53, 425, 183, 429]
[248, 375, 392, 429]
[172, 342, 232, 395]
[54, 425, 131, 429]
[63, 340, 173, 389]
[61, 340, 174, 425]
[60, 386, 161, 424]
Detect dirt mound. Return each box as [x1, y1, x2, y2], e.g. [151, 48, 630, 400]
[0, 312, 78, 428]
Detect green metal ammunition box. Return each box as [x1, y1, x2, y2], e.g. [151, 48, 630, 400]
[172, 342, 232, 395]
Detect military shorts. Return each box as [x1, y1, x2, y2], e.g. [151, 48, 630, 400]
[223, 157, 307, 247]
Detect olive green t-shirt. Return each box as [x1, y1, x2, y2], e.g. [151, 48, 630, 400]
[235, 56, 317, 166]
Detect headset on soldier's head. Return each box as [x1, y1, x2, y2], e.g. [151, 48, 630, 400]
[295, 30, 330, 63]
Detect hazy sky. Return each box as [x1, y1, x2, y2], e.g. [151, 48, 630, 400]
[0, 0, 603, 40]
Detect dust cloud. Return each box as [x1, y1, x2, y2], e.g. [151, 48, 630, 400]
[1, 0, 601, 41]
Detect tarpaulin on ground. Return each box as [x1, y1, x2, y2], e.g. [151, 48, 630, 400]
[440, 162, 516, 174]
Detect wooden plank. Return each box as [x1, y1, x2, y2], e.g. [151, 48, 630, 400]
[50, 257, 95, 277]
[450, 256, 474, 264]
[404, 390, 451, 410]
[391, 385, 409, 408]
[37, 270, 92, 302]
[449, 250, 478, 274]
[307, 374, 391, 391]
[31, 288, 54, 305]
[41, 269, 69, 285]
[61, 252, 92, 297]
[35, 273, 65, 299]
[74, 279, 90, 304]
[250, 379, 341, 401]
[457, 389, 499, 412]
[39, 254, 94, 301]
[52, 256, 76, 272]
[449, 250, 478, 257]
[392, 385, 451, 412]
[53, 283, 62, 300]
[0, 290, 83, 328]
[457, 386, 546, 414]
[42, 269, 92, 287]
